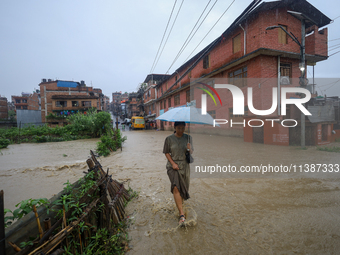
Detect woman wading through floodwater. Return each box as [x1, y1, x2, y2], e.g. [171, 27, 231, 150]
[163, 121, 193, 224]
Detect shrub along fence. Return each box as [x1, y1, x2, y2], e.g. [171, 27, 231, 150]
[3, 150, 133, 255]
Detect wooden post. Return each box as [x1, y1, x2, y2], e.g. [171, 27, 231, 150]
[44, 217, 51, 232]
[32, 205, 43, 239]
[7, 241, 20, 252]
[86, 158, 95, 170]
[0, 190, 6, 255]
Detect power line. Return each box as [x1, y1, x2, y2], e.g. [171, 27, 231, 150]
[165, 0, 218, 74]
[329, 45, 340, 51]
[316, 45, 340, 56]
[315, 79, 340, 88]
[184, 0, 237, 63]
[319, 79, 340, 94]
[329, 38, 340, 42]
[152, 0, 184, 73]
[329, 42, 340, 49]
[329, 50, 340, 57]
[149, 0, 178, 74]
[332, 15, 340, 21]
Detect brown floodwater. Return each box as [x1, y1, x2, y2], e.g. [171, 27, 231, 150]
[1, 130, 340, 254]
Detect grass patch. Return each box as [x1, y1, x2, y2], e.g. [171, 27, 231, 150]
[317, 146, 340, 153]
[0, 109, 112, 145]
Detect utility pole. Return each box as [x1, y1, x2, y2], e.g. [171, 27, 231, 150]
[300, 19, 306, 148]
[266, 15, 307, 148]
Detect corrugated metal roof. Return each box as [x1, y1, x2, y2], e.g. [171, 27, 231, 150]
[307, 102, 335, 123]
[57, 81, 78, 88]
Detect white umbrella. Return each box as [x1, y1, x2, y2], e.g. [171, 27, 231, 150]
[156, 106, 217, 126]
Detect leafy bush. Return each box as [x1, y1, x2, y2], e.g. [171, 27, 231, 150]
[0, 110, 112, 145]
[0, 138, 10, 148]
[33, 135, 48, 143]
[5, 198, 49, 227]
[96, 128, 127, 156]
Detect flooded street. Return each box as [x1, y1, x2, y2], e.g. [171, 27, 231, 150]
[1, 130, 340, 254]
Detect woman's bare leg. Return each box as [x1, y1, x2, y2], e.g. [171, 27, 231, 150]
[173, 186, 185, 223]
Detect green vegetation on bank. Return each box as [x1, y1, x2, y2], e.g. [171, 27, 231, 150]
[0, 109, 115, 147]
[97, 128, 127, 157]
[317, 146, 340, 153]
[0, 109, 126, 156]
[5, 170, 136, 254]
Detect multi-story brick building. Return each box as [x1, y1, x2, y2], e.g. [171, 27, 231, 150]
[12, 92, 40, 111]
[0, 96, 8, 119]
[143, 74, 171, 122]
[126, 93, 139, 118]
[103, 95, 110, 112]
[112, 92, 122, 116]
[39, 79, 103, 123]
[154, 0, 333, 145]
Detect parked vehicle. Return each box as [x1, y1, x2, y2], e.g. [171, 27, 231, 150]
[131, 116, 145, 130]
[123, 118, 131, 124]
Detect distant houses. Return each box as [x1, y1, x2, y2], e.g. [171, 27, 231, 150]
[1, 79, 110, 127]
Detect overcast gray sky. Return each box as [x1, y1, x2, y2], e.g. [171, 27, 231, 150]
[1, 0, 339, 101]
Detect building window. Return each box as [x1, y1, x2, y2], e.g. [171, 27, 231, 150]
[278, 25, 288, 44]
[233, 34, 241, 53]
[280, 63, 291, 84]
[229, 67, 247, 87]
[23, 106, 28, 110]
[174, 94, 180, 106]
[22, 99, 27, 103]
[16, 100, 21, 104]
[82, 101, 91, 107]
[56, 101, 67, 107]
[160, 102, 163, 110]
[229, 106, 248, 122]
[72, 101, 79, 107]
[164, 100, 166, 109]
[152, 103, 155, 111]
[186, 90, 190, 103]
[207, 110, 216, 119]
[16, 106, 21, 109]
[203, 55, 210, 69]
[168, 97, 171, 107]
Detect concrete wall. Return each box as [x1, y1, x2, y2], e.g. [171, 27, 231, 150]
[16, 110, 42, 127]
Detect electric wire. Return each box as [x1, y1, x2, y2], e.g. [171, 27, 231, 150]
[329, 37, 340, 42]
[319, 79, 340, 94]
[328, 42, 340, 49]
[332, 15, 340, 21]
[183, 0, 237, 63]
[165, 0, 218, 74]
[149, 0, 178, 74]
[316, 79, 340, 88]
[329, 50, 340, 57]
[316, 45, 340, 57]
[152, 0, 185, 74]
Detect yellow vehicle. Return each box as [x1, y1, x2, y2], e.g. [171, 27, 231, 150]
[131, 116, 145, 130]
